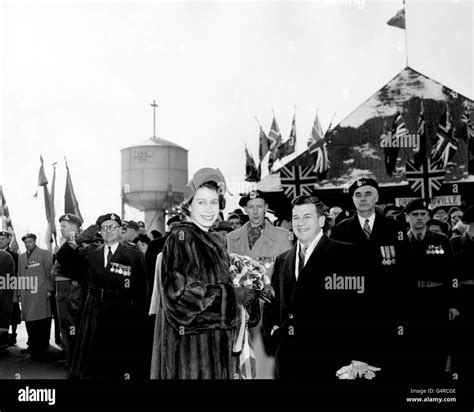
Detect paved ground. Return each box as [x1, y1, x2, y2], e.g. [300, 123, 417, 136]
[0, 322, 68, 379]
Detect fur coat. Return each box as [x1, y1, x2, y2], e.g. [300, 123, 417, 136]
[150, 222, 238, 379]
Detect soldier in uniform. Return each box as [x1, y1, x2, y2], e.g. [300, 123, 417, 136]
[0, 230, 20, 345]
[330, 178, 409, 383]
[450, 205, 474, 383]
[56, 213, 148, 380]
[227, 190, 292, 379]
[403, 198, 459, 382]
[53, 213, 84, 368]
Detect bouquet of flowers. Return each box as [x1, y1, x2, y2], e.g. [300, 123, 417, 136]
[229, 253, 274, 303]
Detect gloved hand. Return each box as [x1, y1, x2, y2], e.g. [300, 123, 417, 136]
[234, 287, 256, 306]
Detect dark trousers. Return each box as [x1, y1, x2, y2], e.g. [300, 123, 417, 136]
[56, 280, 84, 364]
[25, 318, 51, 352]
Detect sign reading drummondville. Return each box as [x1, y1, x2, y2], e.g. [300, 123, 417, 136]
[133, 149, 153, 162]
[396, 195, 462, 208]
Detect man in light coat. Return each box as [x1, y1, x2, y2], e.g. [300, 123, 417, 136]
[18, 233, 54, 360]
[227, 190, 292, 378]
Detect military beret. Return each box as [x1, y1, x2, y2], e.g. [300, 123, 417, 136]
[96, 213, 122, 227]
[426, 219, 449, 235]
[403, 199, 429, 215]
[59, 213, 83, 227]
[462, 205, 474, 224]
[348, 178, 379, 197]
[239, 190, 267, 207]
[167, 214, 184, 226]
[21, 233, 37, 242]
[183, 167, 227, 204]
[0, 231, 11, 238]
[125, 220, 139, 231]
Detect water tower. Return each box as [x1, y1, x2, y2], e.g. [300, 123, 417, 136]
[120, 102, 188, 234]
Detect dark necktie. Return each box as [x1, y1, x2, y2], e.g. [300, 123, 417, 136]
[416, 232, 423, 242]
[107, 247, 112, 266]
[298, 244, 308, 277]
[363, 219, 371, 239]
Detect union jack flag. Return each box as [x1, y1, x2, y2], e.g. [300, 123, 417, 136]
[406, 158, 444, 200]
[280, 164, 318, 200]
[430, 103, 458, 169]
[461, 104, 473, 141]
[307, 111, 330, 174]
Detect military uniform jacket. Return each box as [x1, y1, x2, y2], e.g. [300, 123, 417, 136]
[18, 247, 54, 322]
[450, 233, 474, 315]
[57, 242, 148, 379]
[227, 222, 292, 279]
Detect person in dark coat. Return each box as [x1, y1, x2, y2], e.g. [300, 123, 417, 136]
[263, 194, 382, 383]
[330, 178, 410, 383]
[149, 168, 252, 379]
[0, 230, 20, 345]
[403, 198, 459, 383]
[0, 249, 15, 352]
[53, 213, 84, 368]
[57, 213, 148, 380]
[450, 205, 474, 383]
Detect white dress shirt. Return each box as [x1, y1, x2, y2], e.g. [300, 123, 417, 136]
[103, 242, 119, 267]
[294, 229, 324, 280]
[357, 213, 376, 233]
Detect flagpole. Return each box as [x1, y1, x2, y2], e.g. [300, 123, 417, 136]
[404, 0, 408, 67]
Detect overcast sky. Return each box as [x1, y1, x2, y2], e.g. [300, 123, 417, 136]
[1, 0, 472, 250]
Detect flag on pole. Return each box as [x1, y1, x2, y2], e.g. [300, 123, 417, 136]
[0, 186, 19, 252]
[430, 103, 458, 169]
[244, 146, 260, 182]
[307, 111, 330, 177]
[387, 7, 406, 29]
[384, 110, 407, 176]
[414, 99, 426, 169]
[258, 124, 269, 161]
[64, 159, 84, 221]
[461, 104, 473, 141]
[268, 115, 282, 171]
[35, 156, 56, 251]
[277, 111, 296, 160]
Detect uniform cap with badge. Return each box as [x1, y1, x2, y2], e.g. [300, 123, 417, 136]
[59, 213, 83, 227]
[124, 220, 139, 231]
[0, 230, 11, 238]
[239, 190, 268, 207]
[348, 178, 379, 197]
[21, 233, 37, 242]
[96, 213, 122, 227]
[403, 198, 429, 215]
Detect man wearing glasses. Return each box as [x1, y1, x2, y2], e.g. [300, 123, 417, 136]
[56, 213, 148, 380]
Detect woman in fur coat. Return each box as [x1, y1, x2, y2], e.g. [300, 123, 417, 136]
[149, 167, 253, 379]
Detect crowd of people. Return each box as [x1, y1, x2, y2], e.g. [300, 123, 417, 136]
[0, 168, 473, 384]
